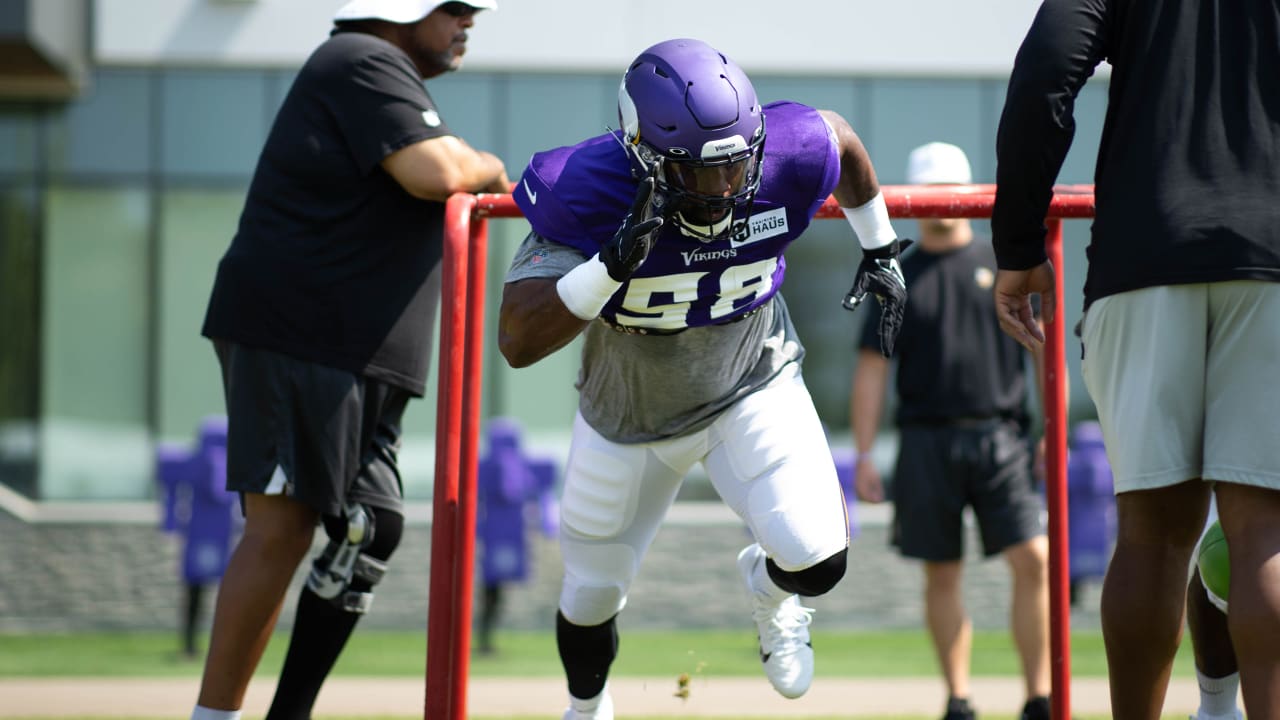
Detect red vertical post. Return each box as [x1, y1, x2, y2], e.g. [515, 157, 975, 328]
[425, 192, 479, 720]
[446, 211, 489, 718]
[1043, 218, 1072, 720]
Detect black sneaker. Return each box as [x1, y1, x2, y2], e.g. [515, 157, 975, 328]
[942, 696, 976, 720]
[1021, 696, 1051, 720]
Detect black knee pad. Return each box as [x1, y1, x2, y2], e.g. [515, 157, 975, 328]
[766, 547, 847, 597]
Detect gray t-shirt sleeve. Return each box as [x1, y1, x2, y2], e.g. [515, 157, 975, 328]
[504, 231, 588, 283]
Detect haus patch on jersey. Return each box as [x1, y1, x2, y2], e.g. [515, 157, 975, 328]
[732, 207, 789, 248]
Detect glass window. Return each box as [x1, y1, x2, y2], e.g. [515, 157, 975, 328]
[160, 69, 270, 179]
[425, 71, 501, 155]
[155, 189, 243, 442]
[0, 110, 39, 176]
[40, 186, 151, 500]
[46, 69, 153, 179]
[867, 78, 986, 185]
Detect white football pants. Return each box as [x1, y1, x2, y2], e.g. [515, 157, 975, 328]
[557, 363, 849, 625]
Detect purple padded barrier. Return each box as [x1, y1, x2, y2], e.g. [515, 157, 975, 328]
[1066, 421, 1116, 581]
[476, 418, 559, 585]
[157, 415, 240, 584]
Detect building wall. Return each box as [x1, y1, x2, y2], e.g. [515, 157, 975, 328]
[0, 5, 1110, 501]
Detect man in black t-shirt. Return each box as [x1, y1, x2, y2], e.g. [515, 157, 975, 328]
[193, 2, 509, 719]
[851, 143, 1050, 720]
[992, 2, 1280, 717]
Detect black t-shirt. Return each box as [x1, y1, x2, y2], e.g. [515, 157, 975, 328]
[858, 239, 1031, 426]
[992, 0, 1280, 310]
[202, 30, 452, 395]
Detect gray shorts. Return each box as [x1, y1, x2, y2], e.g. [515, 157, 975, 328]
[1081, 281, 1280, 494]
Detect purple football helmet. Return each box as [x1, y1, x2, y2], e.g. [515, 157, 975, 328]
[617, 38, 766, 241]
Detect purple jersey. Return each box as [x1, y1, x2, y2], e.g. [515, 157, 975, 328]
[514, 101, 839, 332]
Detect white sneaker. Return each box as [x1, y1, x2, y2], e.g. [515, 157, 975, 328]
[736, 543, 815, 699]
[562, 688, 613, 720]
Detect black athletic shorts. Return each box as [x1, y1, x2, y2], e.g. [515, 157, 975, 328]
[213, 340, 409, 518]
[889, 420, 1044, 561]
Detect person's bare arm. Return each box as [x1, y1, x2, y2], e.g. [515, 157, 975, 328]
[381, 135, 509, 201]
[497, 278, 592, 368]
[499, 175, 664, 368]
[818, 109, 881, 209]
[851, 349, 890, 503]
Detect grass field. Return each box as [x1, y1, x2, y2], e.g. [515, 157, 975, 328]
[0, 629, 1197, 720]
[0, 626, 1190, 678]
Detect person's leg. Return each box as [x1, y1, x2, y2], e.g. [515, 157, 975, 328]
[890, 425, 968, 715]
[1003, 536, 1050, 701]
[265, 503, 404, 720]
[1186, 564, 1241, 720]
[556, 412, 697, 719]
[1202, 281, 1280, 719]
[969, 421, 1049, 714]
[706, 364, 849, 700]
[1101, 480, 1211, 720]
[196, 493, 318, 712]
[923, 559, 972, 714]
[1215, 483, 1280, 718]
[266, 383, 410, 720]
[1005, 538, 1051, 720]
[1080, 286, 1213, 720]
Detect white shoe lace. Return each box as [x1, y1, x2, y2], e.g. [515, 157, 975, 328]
[753, 596, 814, 657]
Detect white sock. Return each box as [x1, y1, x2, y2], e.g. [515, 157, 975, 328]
[191, 706, 241, 720]
[1195, 669, 1241, 720]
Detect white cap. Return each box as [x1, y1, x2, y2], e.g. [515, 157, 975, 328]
[905, 142, 972, 185]
[334, 0, 497, 24]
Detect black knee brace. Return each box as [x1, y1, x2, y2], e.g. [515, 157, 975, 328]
[307, 503, 404, 613]
[766, 547, 847, 597]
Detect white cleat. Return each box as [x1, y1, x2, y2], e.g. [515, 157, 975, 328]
[562, 688, 613, 720]
[736, 543, 815, 699]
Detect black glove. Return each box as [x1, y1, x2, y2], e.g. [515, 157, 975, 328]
[600, 172, 665, 281]
[842, 238, 913, 357]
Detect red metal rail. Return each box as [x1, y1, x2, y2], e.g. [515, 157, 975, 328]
[428, 185, 1096, 720]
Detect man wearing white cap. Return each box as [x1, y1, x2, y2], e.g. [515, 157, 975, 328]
[850, 142, 1051, 720]
[194, 2, 506, 719]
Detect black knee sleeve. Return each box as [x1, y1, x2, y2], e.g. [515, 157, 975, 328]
[556, 611, 618, 701]
[766, 547, 847, 597]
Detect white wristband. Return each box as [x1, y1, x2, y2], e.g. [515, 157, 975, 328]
[842, 192, 897, 250]
[556, 255, 623, 320]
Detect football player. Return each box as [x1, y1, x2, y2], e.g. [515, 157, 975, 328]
[498, 38, 909, 720]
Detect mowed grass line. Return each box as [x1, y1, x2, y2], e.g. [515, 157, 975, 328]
[0, 628, 1193, 678]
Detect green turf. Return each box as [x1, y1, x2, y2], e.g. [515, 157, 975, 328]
[0, 627, 1193, 678]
